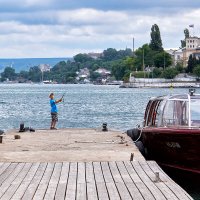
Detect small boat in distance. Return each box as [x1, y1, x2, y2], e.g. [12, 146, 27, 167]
[128, 88, 200, 174]
[43, 80, 57, 84]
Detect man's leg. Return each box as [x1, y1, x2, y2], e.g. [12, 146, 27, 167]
[53, 121, 57, 129]
[53, 113, 58, 129]
[50, 120, 54, 129]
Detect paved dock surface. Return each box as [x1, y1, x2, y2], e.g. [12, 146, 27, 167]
[0, 128, 144, 162]
[0, 129, 193, 199]
[0, 161, 192, 200]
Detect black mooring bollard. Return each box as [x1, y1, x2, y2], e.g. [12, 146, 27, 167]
[0, 136, 3, 143]
[102, 123, 108, 131]
[19, 123, 25, 132]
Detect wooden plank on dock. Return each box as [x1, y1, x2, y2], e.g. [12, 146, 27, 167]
[109, 161, 132, 200]
[85, 162, 98, 200]
[76, 162, 86, 200]
[22, 163, 47, 200]
[54, 162, 69, 200]
[44, 162, 62, 200]
[32, 163, 55, 200]
[0, 162, 3, 168]
[65, 162, 77, 200]
[147, 161, 193, 200]
[0, 163, 11, 176]
[0, 163, 25, 198]
[131, 161, 167, 200]
[101, 162, 120, 200]
[0, 161, 192, 200]
[11, 163, 40, 200]
[139, 161, 179, 200]
[0, 163, 17, 185]
[93, 162, 109, 200]
[124, 161, 155, 200]
[116, 161, 144, 200]
[0, 163, 32, 200]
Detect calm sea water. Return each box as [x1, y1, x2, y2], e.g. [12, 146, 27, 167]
[0, 83, 198, 199]
[0, 83, 192, 131]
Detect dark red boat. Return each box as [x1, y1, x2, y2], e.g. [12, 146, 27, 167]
[128, 89, 200, 174]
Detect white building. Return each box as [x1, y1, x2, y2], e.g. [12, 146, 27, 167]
[186, 37, 200, 50]
[77, 68, 90, 78]
[166, 36, 200, 67]
[95, 68, 111, 75]
[39, 64, 51, 72]
[182, 36, 200, 66]
[166, 49, 183, 65]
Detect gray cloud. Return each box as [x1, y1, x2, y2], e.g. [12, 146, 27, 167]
[0, 0, 199, 12]
[0, 1, 200, 58]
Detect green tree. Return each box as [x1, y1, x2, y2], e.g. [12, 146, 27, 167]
[111, 60, 126, 80]
[151, 67, 163, 78]
[123, 71, 132, 82]
[19, 70, 29, 79]
[154, 51, 172, 68]
[18, 70, 29, 82]
[134, 44, 155, 70]
[50, 61, 78, 83]
[90, 71, 101, 81]
[187, 55, 197, 73]
[181, 28, 189, 48]
[1, 67, 16, 81]
[101, 48, 132, 61]
[175, 62, 184, 73]
[29, 66, 41, 82]
[162, 67, 179, 79]
[102, 48, 118, 61]
[149, 24, 163, 51]
[193, 65, 200, 78]
[124, 56, 135, 71]
[91, 64, 99, 71]
[117, 48, 132, 59]
[74, 54, 93, 63]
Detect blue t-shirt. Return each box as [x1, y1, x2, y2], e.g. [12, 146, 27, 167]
[50, 99, 58, 113]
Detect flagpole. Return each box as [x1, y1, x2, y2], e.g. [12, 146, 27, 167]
[189, 24, 194, 37]
[193, 27, 194, 37]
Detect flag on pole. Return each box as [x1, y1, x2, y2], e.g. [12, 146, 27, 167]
[189, 24, 194, 28]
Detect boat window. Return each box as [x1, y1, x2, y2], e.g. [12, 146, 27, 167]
[162, 100, 189, 126]
[144, 100, 152, 126]
[191, 99, 200, 126]
[152, 101, 162, 126]
[146, 100, 162, 127]
[169, 94, 188, 100]
[146, 101, 157, 126]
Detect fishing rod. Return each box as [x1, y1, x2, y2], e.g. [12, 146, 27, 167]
[61, 93, 65, 103]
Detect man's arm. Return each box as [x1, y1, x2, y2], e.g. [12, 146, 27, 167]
[55, 98, 62, 104]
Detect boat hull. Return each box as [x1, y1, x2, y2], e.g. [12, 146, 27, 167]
[141, 127, 200, 174]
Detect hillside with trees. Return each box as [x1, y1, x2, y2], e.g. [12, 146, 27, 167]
[1, 24, 199, 83]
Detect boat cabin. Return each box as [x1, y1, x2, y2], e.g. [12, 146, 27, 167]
[144, 89, 200, 128]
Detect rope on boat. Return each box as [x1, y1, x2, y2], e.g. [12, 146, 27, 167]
[133, 127, 143, 143]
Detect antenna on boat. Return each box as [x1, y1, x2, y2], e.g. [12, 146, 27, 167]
[189, 88, 195, 96]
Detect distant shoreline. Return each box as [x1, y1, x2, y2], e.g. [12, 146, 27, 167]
[0, 57, 71, 59]
[0, 57, 72, 72]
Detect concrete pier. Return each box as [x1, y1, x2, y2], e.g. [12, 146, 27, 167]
[0, 128, 144, 162]
[0, 128, 193, 199]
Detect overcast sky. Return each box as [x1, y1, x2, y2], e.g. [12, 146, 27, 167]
[0, 0, 199, 58]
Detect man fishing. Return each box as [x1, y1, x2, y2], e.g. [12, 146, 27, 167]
[49, 93, 63, 130]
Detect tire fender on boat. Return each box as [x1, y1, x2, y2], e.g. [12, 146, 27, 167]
[135, 141, 145, 156]
[126, 128, 141, 141]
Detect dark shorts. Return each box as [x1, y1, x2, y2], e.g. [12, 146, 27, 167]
[51, 112, 58, 122]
